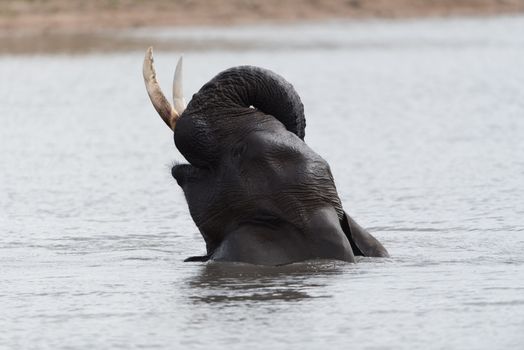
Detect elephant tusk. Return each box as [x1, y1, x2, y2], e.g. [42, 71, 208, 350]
[143, 47, 179, 130]
[173, 56, 186, 116]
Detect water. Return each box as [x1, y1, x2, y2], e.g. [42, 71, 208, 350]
[2, 15, 524, 349]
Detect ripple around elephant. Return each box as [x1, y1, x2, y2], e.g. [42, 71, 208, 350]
[143, 47, 389, 266]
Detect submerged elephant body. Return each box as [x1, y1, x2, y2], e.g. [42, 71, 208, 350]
[143, 49, 388, 265]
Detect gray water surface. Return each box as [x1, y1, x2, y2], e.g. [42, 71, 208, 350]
[1, 15, 524, 349]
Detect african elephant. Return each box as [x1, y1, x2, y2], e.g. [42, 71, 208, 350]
[143, 47, 389, 265]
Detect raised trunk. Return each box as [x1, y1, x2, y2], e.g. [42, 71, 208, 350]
[174, 66, 306, 167]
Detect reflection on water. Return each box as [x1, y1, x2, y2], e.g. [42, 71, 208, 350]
[193, 289, 313, 303]
[187, 261, 345, 303]
[1, 15, 524, 350]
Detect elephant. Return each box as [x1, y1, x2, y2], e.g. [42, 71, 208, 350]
[143, 47, 389, 265]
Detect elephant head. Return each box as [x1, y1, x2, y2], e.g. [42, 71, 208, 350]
[143, 48, 389, 265]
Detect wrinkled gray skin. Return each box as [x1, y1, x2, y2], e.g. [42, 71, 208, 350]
[171, 66, 389, 265]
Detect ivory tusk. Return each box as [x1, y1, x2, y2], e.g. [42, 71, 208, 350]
[143, 47, 179, 130]
[173, 56, 186, 116]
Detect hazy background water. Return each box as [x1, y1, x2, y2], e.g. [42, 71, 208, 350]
[1, 15, 524, 349]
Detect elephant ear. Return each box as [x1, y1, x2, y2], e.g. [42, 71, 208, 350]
[340, 211, 389, 258]
[189, 66, 306, 139]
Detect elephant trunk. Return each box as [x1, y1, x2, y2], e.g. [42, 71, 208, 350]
[174, 66, 306, 167]
[188, 66, 305, 139]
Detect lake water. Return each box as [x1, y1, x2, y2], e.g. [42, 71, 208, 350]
[1, 15, 524, 349]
